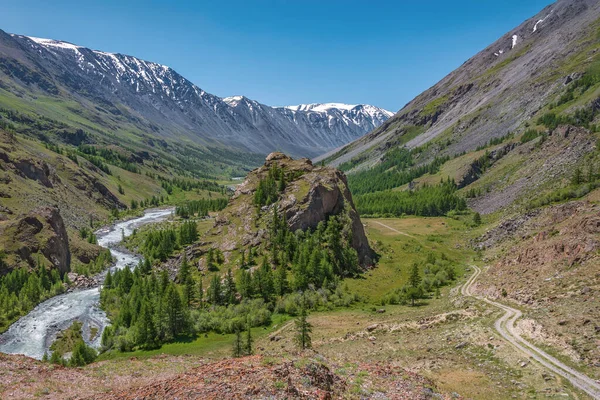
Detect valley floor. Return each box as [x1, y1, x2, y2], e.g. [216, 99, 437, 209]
[0, 217, 597, 399]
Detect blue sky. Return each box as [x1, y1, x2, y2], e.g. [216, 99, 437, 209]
[2, 0, 553, 112]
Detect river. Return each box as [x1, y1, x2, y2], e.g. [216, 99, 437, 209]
[0, 208, 173, 360]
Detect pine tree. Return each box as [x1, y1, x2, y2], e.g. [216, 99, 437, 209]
[473, 212, 482, 226]
[164, 284, 186, 338]
[240, 250, 246, 269]
[256, 258, 274, 302]
[245, 317, 253, 355]
[224, 268, 236, 305]
[274, 264, 288, 296]
[49, 350, 63, 365]
[69, 340, 97, 367]
[104, 270, 113, 289]
[209, 274, 222, 306]
[160, 269, 170, 294]
[294, 298, 312, 350]
[409, 263, 421, 288]
[232, 328, 244, 358]
[136, 300, 158, 349]
[197, 278, 204, 309]
[237, 270, 253, 299]
[184, 276, 195, 307]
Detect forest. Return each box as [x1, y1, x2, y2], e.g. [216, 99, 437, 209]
[345, 147, 451, 195]
[99, 207, 361, 353]
[0, 260, 65, 333]
[354, 178, 467, 217]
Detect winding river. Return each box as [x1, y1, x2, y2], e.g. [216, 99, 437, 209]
[0, 208, 173, 360]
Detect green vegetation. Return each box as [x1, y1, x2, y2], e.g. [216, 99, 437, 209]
[475, 132, 514, 151]
[294, 300, 313, 350]
[140, 221, 198, 261]
[538, 97, 600, 131]
[0, 261, 65, 333]
[354, 179, 467, 217]
[420, 95, 449, 118]
[345, 148, 451, 195]
[253, 164, 303, 208]
[175, 198, 228, 218]
[46, 321, 97, 367]
[72, 249, 113, 276]
[380, 253, 457, 306]
[550, 60, 600, 109]
[520, 129, 546, 144]
[99, 206, 362, 354]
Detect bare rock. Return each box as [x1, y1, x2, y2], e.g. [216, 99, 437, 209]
[1, 206, 71, 275]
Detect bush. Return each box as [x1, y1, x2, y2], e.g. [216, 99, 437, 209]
[69, 340, 97, 367]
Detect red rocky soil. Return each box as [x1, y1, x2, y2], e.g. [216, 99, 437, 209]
[1, 353, 452, 399]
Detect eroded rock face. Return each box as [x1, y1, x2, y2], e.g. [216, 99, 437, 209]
[3, 206, 71, 275]
[214, 153, 373, 266]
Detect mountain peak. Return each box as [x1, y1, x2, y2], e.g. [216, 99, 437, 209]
[283, 103, 394, 117]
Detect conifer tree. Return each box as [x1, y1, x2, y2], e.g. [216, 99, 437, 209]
[136, 301, 158, 349]
[104, 270, 113, 289]
[473, 212, 482, 226]
[197, 277, 204, 309]
[232, 328, 244, 358]
[209, 274, 222, 306]
[245, 316, 253, 355]
[165, 284, 186, 338]
[274, 264, 288, 296]
[294, 297, 312, 350]
[409, 263, 422, 288]
[224, 268, 236, 305]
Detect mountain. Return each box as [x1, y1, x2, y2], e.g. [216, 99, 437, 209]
[319, 0, 600, 168]
[0, 33, 391, 158]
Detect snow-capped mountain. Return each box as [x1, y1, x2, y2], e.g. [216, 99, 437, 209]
[0, 32, 393, 157]
[277, 103, 393, 150]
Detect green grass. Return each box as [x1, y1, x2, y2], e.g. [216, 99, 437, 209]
[98, 313, 291, 361]
[344, 216, 475, 303]
[420, 95, 449, 118]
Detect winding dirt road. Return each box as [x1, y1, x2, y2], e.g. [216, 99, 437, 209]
[462, 265, 600, 399]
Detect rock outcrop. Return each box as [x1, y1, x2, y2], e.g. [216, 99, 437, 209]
[0, 206, 71, 275]
[211, 152, 373, 267]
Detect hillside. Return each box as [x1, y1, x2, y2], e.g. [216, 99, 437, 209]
[320, 0, 600, 170]
[197, 152, 374, 269]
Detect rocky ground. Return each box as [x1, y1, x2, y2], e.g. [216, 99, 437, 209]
[0, 353, 451, 399]
[473, 195, 600, 379]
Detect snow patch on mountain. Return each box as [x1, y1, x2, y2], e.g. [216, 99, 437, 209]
[9, 34, 393, 157]
[533, 10, 553, 32]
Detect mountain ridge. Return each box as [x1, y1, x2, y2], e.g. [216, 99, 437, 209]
[2, 33, 392, 158]
[319, 0, 600, 168]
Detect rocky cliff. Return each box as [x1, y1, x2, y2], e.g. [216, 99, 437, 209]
[0, 206, 71, 275]
[208, 152, 373, 267]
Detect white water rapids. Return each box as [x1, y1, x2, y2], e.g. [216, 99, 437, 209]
[0, 208, 173, 360]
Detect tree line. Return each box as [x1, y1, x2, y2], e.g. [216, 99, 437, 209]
[354, 178, 467, 217]
[99, 208, 361, 353]
[346, 148, 451, 195]
[175, 198, 228, 218]
[0, 260, 65, 333]
[141, 221, 198, 261]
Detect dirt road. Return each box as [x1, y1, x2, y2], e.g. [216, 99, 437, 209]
[462, 265, 600, 399]
[369, 220, 415, 238]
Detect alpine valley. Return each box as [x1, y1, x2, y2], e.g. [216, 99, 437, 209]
[2, 0, 600, 399]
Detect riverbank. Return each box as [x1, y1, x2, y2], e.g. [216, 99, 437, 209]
[0, 208, 173, 360]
